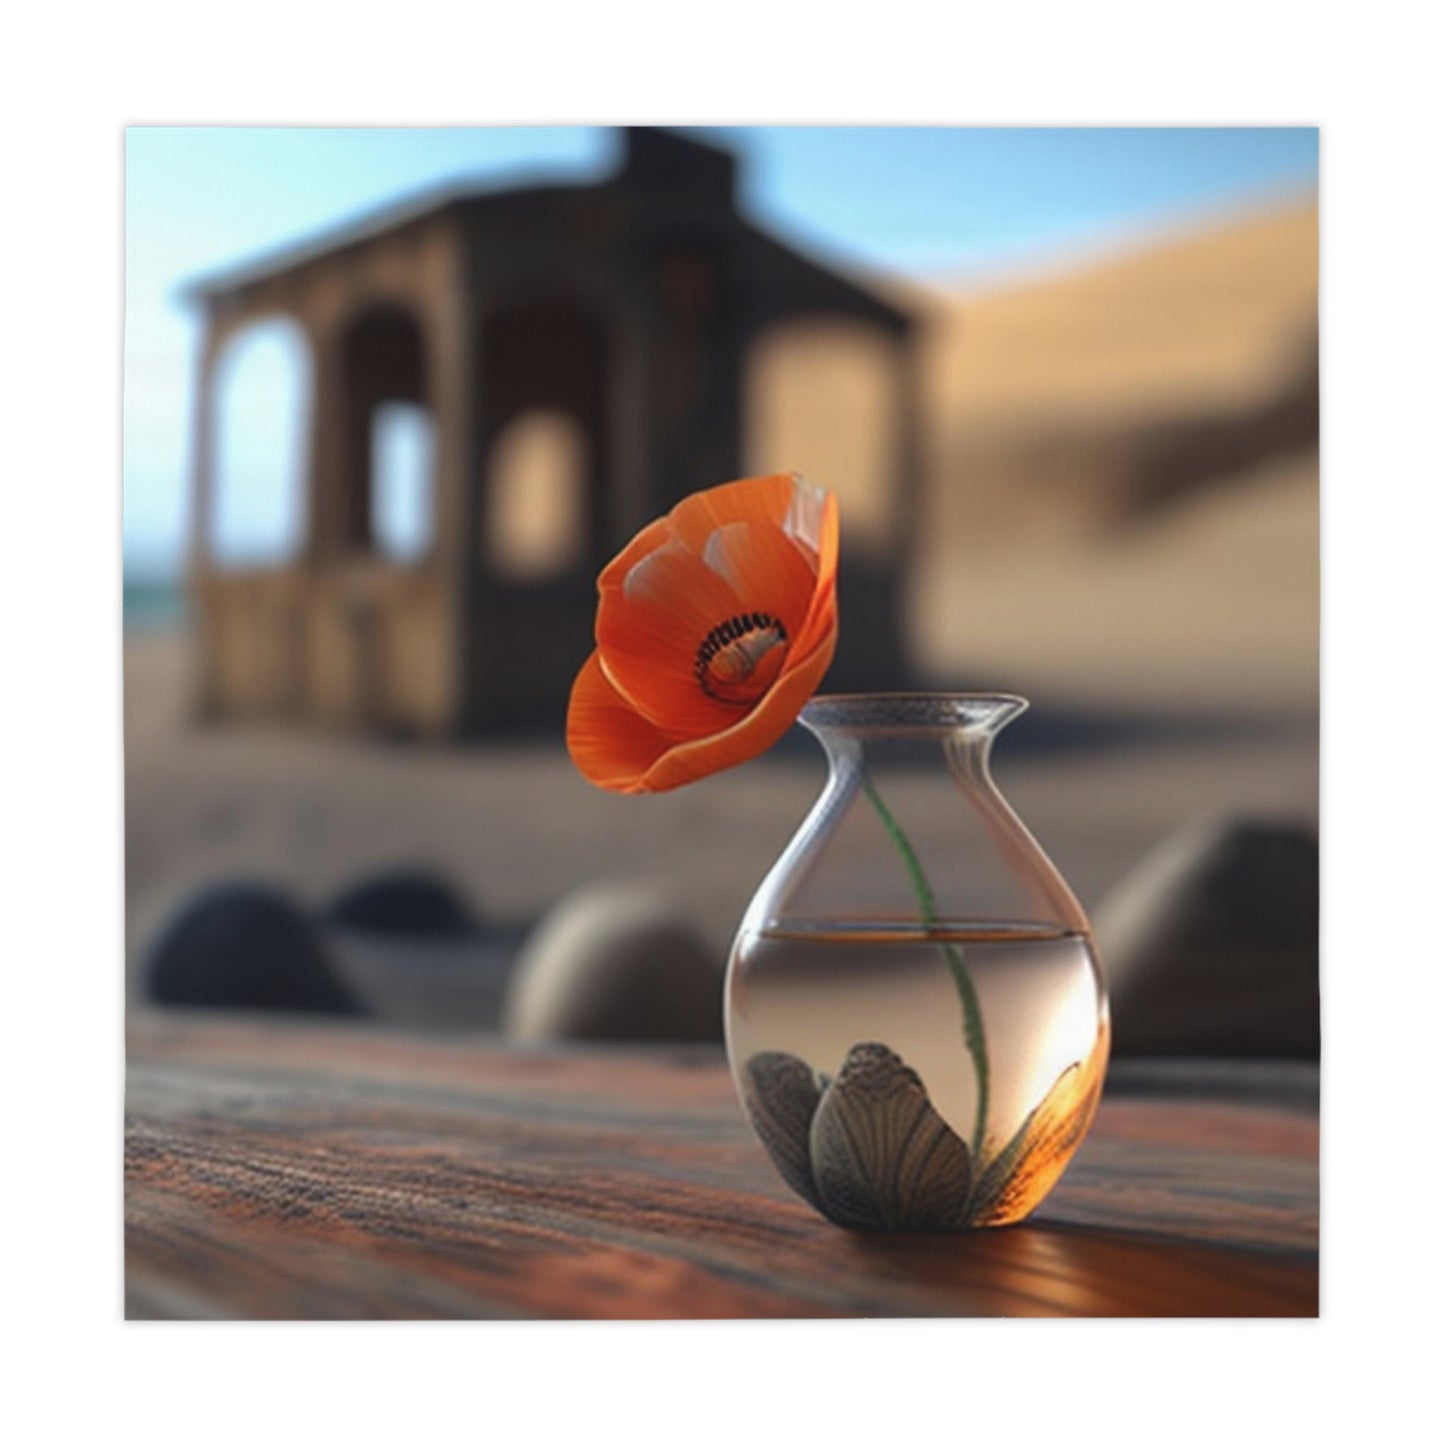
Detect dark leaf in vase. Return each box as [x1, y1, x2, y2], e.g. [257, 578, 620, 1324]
[742, 1050, 824, 1209]
[810, 1042, 973, 1232]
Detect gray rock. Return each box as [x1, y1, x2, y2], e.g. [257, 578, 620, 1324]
[502, 884, 724, 1043]
[1093, 815, 1318, 1058]
[143, 880, 360, 1015]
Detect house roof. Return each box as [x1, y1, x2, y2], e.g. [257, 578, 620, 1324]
[180, 128, 911, 329]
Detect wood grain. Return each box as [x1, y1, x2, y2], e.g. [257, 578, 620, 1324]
[125, 1012, 1318, 1319]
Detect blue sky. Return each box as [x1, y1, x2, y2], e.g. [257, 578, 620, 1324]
[123, 126, 1318, 577]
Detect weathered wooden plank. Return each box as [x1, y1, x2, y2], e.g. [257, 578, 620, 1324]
[125, 1012, 1318, 1319]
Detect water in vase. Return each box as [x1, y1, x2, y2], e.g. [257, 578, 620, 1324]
[725, 921, 1110, 1231]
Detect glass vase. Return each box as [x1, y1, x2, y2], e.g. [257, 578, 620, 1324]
[725, 693, 1110, 1232]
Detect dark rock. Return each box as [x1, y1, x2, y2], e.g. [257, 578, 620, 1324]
[1093, 816, 1318, 1058]
[324, 867, 479, 939]
[502, 885, 723, 1043]
[144, 881, 360, 1015]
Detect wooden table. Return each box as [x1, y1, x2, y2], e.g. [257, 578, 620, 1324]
[125, 1012, 1319, 1319]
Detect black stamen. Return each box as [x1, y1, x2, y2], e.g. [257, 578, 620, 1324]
[694, 611, 788, 699]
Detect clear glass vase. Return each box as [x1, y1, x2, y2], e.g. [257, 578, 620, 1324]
[725, 693, 1110, 1232]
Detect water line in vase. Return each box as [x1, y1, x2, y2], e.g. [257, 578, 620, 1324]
[859, 770, 990, 1160]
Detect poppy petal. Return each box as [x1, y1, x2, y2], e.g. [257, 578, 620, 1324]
[637, 622, 838, 792]
[700, 521, 819, 642]
[597, 540, 746, 735]
[565, 651, 676, 794]
[596, 515, 675, 593]
[787, 490, 841, 660]
[667, 472, 799, 554]
[783, 475, 831, 557]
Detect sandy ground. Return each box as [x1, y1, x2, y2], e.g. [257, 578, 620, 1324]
[125, 630, 1317, 996]
[912, 452, 1318, 711]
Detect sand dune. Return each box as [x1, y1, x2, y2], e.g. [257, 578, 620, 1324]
[916, 197, 1318, 433]
[900, 197, 1319, 711]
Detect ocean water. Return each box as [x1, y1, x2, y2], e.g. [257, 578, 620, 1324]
[123, 578, 187, 631]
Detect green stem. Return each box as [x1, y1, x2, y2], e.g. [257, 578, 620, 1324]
[860, 771, 990, 1160]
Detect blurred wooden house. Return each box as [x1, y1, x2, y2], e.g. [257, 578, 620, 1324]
[185, 127, 920, 736]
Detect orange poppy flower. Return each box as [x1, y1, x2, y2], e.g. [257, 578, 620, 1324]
[567, 472, 839, 794]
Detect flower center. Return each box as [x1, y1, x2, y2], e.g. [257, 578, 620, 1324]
[695, 612, 789, 705]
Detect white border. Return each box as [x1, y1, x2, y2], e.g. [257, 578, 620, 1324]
[4, 0, 1440, 1439]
